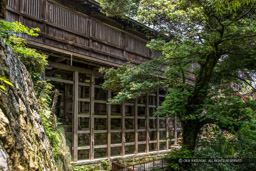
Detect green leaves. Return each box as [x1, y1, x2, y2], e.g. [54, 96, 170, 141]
[0, 76, 13, 92]
[96, 0, 140, 17]
[98, 0, 256, 158]
[100, 59, 164, 103]
[0, 20, 47, 73]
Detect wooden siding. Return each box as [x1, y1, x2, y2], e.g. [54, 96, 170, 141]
[6, 0, 160, 66]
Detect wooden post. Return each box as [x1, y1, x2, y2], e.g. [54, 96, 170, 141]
[64, 84, 69, 121]
[166, 89, 169, 150]
[90, 74, 95, 160]
[174, 114, 178, 145]
[134, 98, 138, 154]
[72, 71, 79, 162]
[121, 103, 125, 156]
[156, 89, 160, 151]
[146, 94, 149, 153]
[107, 90, 111, 158]
[166, 118, 169, 149]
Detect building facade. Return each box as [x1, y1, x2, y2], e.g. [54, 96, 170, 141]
[5, 0, 180, 162]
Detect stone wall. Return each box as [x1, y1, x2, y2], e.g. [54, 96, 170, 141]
[0, 37, 56, 170]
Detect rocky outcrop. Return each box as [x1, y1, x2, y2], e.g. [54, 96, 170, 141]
[0, 37, 56, 170]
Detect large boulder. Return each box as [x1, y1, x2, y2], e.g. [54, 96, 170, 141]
[0, 37, 56, 171]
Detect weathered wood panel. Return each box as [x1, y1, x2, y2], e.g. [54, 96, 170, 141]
[7, 0, 20, 11]
[24, 0, 42, 18]
[48, 2, 90, 35]
[6, 0, 155, 66]
[126, 34, 151, 57]
[92, 40, 123, 58]
[127, 52, 148, 64]
[91, 21, 122, 47]
[6, 10, 19, 22]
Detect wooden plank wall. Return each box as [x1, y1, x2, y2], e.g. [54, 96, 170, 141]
[6, 0, 162, 66]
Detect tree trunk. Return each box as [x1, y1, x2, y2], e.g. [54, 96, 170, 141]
[182, 120, 203, 152]
[0, 0, 6, 19]
[180, 120, 203, 170]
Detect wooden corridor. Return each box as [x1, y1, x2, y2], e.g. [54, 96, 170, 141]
[5, 0, 181, 162]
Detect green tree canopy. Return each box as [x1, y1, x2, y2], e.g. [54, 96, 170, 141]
[97, 0, 256, 160]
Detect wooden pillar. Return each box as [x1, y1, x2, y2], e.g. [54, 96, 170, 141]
[156, 89, 160, 151]
[121, 103, 125, 156]
[107, 90, 111, 158]
[174, 114, 178, 145]
[165, 89, 169, 149]
[64, 84, 69, 120]
[134, 99, 138, 154]
[72, 71, 79, 161]
[146, 94, 149, 153]
[166, 118, 169, 149]
[89, 74, 95, 160]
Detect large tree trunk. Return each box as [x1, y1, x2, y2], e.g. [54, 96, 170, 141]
[182, 120, 203, 152]
[0, 0, 6, 19]
[181, 53, 220, 151]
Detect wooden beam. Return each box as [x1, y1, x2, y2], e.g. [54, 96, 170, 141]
[174, 114, 178, 145]
[146, 94, 149, 153]
[72, 71, 79, 161]
[121, 103, 125, 156]
[107, 90, 111, 158]
[166, 89, 169, 149]
[166, 119, 169, 149]
[27, 41, 122, 67]
[134, 99, 138, 154]
[48, 61, 101, 76]
[89, 74, 95, 160]
[46, 76, 90, 87]
[156, 89, 160, 151]
[46, 77, 73, 84]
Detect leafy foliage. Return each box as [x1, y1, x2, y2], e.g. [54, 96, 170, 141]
[0, 76, 13, 92]
[192, 134, 236, 171]
[0, 20, 47, 73]
[100, 58, 164, 103]
[165, 146, 192, 171]
[96, 0, 139, 17]
[191, 127, 256, 170]
[33, 73, 60, 159]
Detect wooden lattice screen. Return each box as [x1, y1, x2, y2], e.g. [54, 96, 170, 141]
[44, 63, 180, 161]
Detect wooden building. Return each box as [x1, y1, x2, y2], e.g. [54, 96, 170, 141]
[5, 0, 180, 163]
